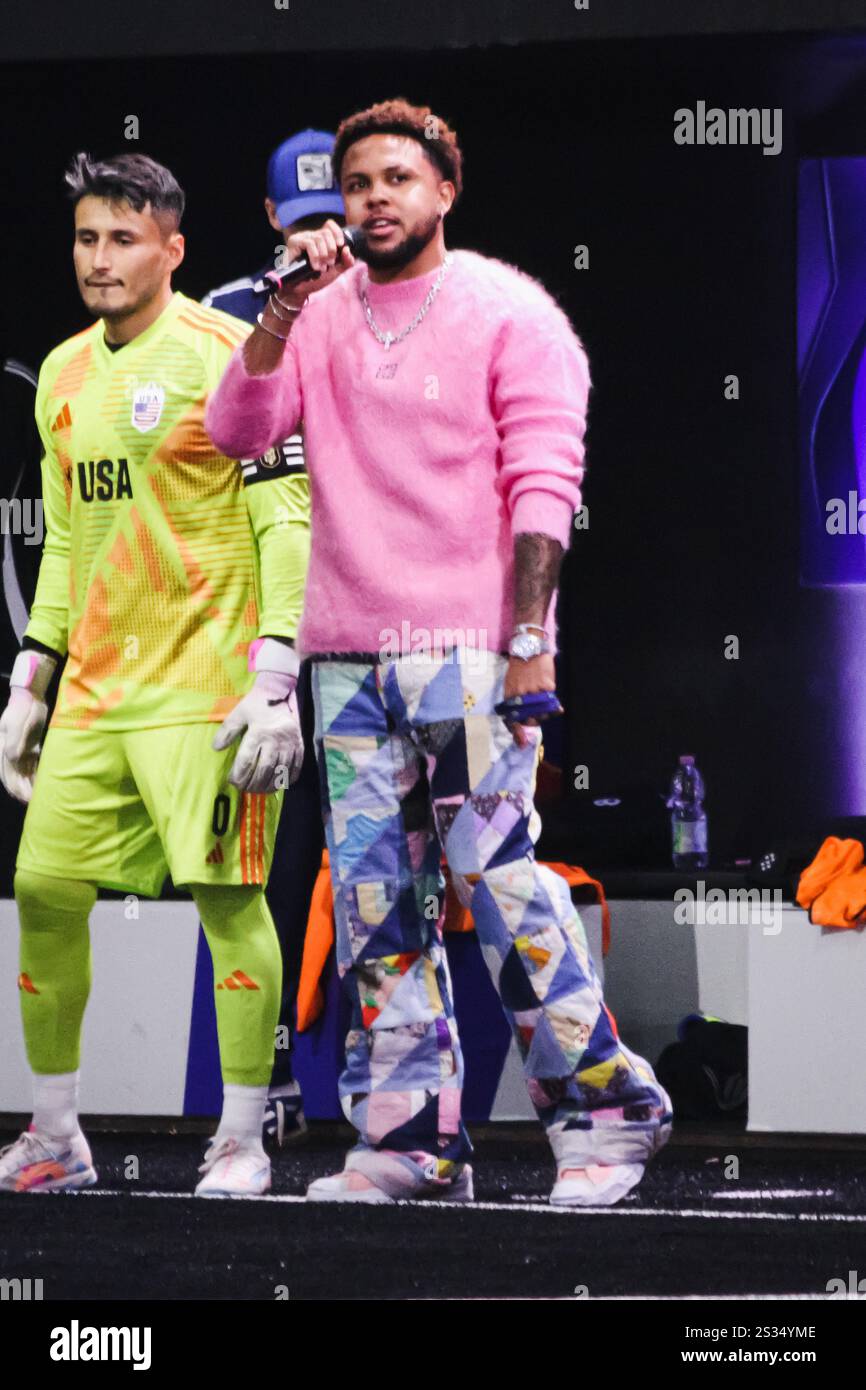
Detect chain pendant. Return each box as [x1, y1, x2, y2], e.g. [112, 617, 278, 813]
[360, 252, 453, 352]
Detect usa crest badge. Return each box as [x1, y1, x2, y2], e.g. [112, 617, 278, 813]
[131, 381, 165, 433]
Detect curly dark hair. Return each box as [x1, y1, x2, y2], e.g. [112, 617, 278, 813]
[332, 98, 463, 204]
[64, 152, 185, 229]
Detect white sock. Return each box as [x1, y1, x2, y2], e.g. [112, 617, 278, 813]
[215, 1083, 268, 1145]
[32, 1071, 80, 1142]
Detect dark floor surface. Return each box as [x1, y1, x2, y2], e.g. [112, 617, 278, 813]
[2, 1122, 866, 1303]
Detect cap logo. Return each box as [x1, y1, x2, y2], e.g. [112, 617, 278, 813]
[296, 152, 334, 191]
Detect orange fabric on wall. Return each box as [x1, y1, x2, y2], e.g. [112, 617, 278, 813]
[295, 850, 334, 1033]
[296, 851, 614, 1033]
[794, 836, 866, 929]
[796, 836, 864, 909]
[807, 869, 866, 928]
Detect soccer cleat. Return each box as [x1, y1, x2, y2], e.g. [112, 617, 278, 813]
[263, 1082, 307, 1149]
[306, 1148, 474, 1204]
[549, 1161, 646, 1207]
[195, 1135, 271, 1198]
[0, 1126, 97, 1193]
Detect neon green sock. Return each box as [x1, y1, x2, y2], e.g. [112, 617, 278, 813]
[15, 869, 95, 1075]
[193, 883, 282, 1088]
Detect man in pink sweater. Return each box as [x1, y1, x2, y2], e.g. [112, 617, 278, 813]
[206, 97, 672, 1207]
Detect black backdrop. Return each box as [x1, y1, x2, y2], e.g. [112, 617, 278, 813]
[4, 23, 866, 883]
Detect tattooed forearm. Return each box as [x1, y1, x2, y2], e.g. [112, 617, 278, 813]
[513, 532, 564, 629]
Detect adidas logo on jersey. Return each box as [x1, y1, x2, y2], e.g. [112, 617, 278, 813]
[51, 402, 72, 433]
[205, 843, 224, 865]
[216, 970, 260, 991]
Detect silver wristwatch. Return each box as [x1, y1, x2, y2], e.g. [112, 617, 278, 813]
[508, 624, 551, 661]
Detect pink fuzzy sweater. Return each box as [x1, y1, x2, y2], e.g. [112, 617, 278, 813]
[205, 249, 591, 659]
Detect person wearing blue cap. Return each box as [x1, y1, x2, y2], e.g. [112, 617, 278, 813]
[202, 130, 346, 1150]
[203, 129, 346, 322]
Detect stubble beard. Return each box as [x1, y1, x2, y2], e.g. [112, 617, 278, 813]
[363, 207, 441, 271]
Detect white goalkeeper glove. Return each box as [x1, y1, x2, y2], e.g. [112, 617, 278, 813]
[0, 648, 59, 804]
[212, 638, 303, 793]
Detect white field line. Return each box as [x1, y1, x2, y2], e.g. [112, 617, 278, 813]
[427, 1293, 862, 1301]
[709, 1190, 835, 1200]
[588, 1292, 863, 1300]
[57, 1188, 866, 1222]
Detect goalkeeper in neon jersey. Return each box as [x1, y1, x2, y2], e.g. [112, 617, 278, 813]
[0, 152, 310, 1197]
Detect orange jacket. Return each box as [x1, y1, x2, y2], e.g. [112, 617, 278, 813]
[796, 835, 866, 928]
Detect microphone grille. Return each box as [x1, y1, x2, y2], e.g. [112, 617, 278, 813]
[344, 225, 369, 261]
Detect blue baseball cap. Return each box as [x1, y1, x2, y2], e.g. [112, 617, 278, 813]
[266, 128, 345, 229]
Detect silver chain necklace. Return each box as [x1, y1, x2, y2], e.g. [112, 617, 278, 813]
[359, 252, 454, 350]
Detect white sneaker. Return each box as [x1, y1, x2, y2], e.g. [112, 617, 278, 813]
[195, 1135, 271, 1198]
[0, 1126, 97, 1193]
[550, 1083, 674, 1207]
[306, 1169, 398, 1204]
[549, 1161, 646, 1207]
[306, 1148, 474, 1204]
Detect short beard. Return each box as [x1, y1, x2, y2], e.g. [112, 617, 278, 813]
[81, 280, 158, 323]
[89, 302, 134, 323]
[363, 208, 440, 271]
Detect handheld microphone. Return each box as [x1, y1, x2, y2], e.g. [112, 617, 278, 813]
[494, 691, 564, 725]
[253, 225, 368, 295]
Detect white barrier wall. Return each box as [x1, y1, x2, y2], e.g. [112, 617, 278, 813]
[749, 904, 866, 1134]
[6, 894, 858, 1133]
[0, 900, 200, 1115]
[0, 898, 604, 1121]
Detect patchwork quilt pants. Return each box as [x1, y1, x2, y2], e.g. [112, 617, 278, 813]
[311, 648, 671, 1170]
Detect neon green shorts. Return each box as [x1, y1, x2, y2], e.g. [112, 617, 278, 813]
[16, 724, 283, 897]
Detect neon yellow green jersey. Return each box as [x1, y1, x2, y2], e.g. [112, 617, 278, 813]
[28, 291, 310, 731]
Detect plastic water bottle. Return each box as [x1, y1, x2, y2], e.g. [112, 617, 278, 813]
[667, 754, 709, 869]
